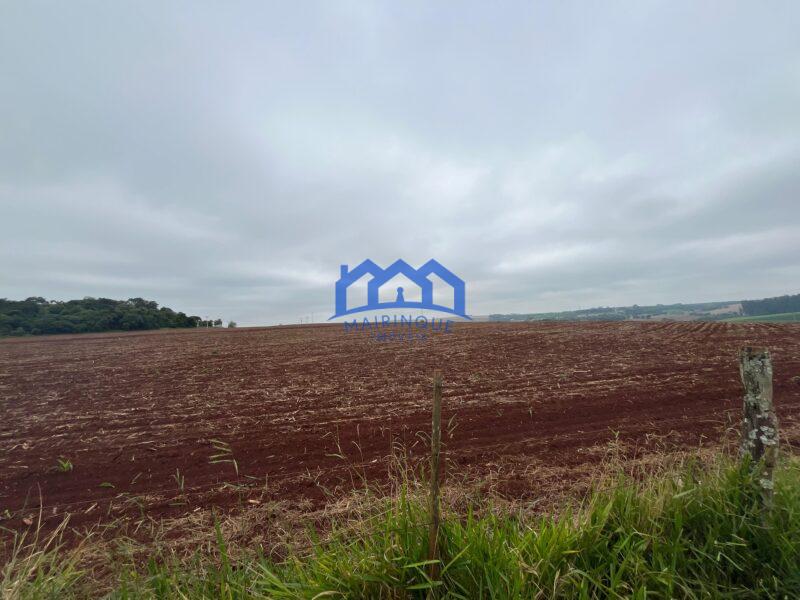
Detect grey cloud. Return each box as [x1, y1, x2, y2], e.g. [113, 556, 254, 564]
[1, 1, 799, 324]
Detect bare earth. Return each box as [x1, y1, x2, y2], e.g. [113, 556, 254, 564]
[2, 321, 800, 535]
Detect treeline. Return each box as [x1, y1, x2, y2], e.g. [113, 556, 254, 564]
[742, 293, 800, 316]
[490, 301, 733, 322]
[0, 297, 222, 337]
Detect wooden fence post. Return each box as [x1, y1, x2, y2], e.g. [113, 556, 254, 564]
[428, 370, 443, 583]
[739, 347, 779, 506]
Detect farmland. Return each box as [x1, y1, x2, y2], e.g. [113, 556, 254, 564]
[725, 311, 800, 323]
[2, 321, 800, 538]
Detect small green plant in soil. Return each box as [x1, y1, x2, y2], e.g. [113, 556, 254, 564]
[55, 458, 73, 473]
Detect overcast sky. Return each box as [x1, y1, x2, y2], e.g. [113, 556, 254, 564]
[2, 2, 799, 325]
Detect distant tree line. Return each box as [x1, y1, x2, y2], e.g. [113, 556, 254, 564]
[0, 297, 223, 336]
[742, 293, 800, 317]
[489, 301, 733, 322]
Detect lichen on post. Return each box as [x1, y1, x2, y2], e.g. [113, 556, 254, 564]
[739, 347, 779, 505]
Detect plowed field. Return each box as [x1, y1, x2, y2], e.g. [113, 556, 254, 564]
[2, 321, 800, 533]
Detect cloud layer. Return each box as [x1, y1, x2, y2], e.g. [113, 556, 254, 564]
[2, 2, 799, 324]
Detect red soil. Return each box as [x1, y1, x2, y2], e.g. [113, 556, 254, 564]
[2, 321, 800, 534]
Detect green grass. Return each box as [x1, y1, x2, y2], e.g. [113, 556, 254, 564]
[6, 456, 800, 598]
[724, 312, 800, 323]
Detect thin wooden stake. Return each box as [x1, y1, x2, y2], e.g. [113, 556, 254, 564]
[739, 346, 779, 506]
[428, 370, 443, 583]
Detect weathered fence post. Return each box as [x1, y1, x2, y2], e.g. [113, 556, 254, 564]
[739, 347, 779, 506]
[428, 370, 443, 584]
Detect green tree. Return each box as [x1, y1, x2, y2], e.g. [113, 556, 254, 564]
[0, 298, 224, 337]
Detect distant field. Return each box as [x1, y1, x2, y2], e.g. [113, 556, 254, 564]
[725, 312, 800, 323]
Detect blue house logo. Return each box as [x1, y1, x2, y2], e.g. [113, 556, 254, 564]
[331, 259, 470, 320]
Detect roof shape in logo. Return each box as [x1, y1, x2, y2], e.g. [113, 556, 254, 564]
[331, 259, 469, 320]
